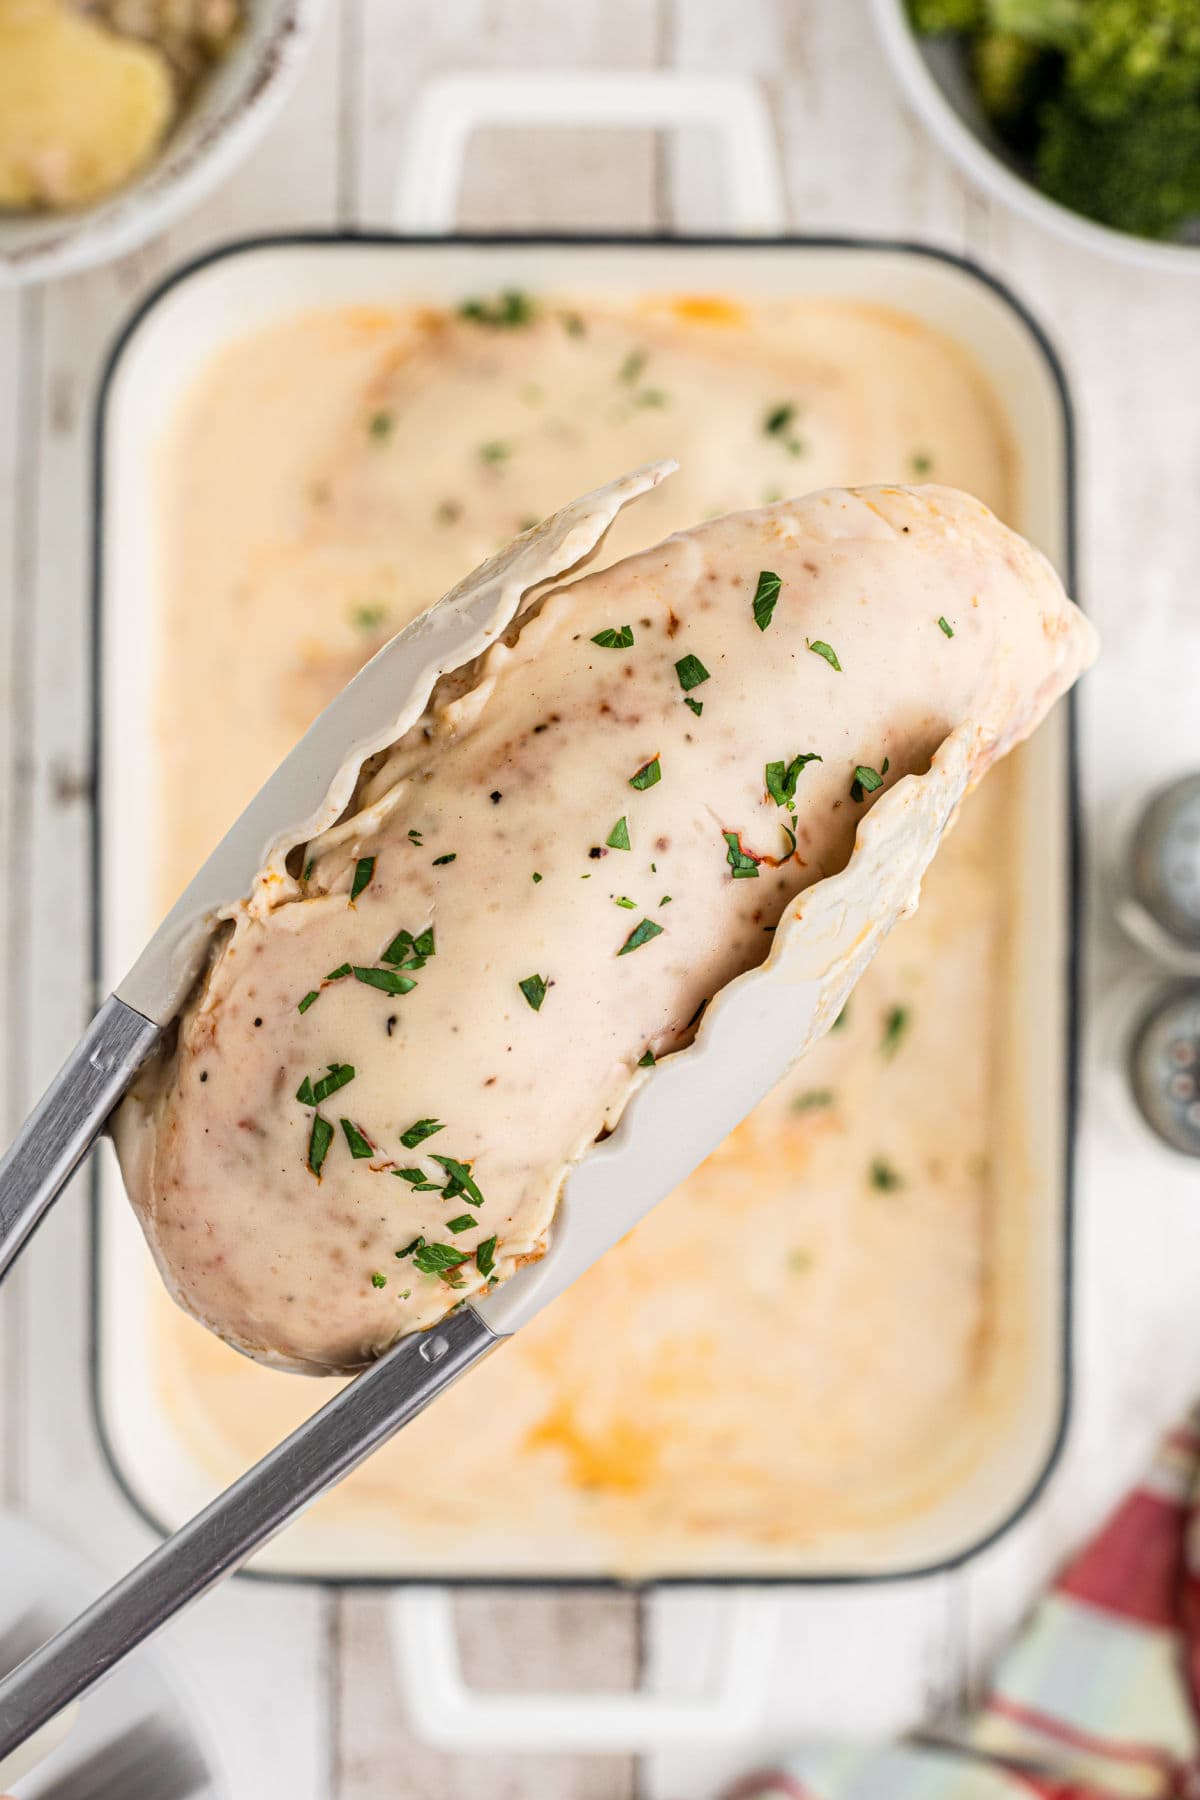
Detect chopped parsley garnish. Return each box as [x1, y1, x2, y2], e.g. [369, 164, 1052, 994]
[307, 1114, 334, 1178]
[431, 1155, 484, 1207]
[353, 966, 417, 996]
[303, 858, 315, 881]
[850, 764, 884, 802]
[297, 991, 318, 1015]
[350, 603, 387, 633]
[910, 451, 933, 477]
[532, 871, 543, 883]
[400, 1118, 444, 1149]
[618, 349, 647, 386]
[629, 756, 661, 791]
[408, 828, 423, 845]
[368, 412, 393, 441]
[396, 1236, 425, 1259]
[411, 1242, 471, 1276]
[446, 1214, 477, 1234]
[752, 570, 781, 632]
[326, 963, 352, 982]
[793, 1089, 834, 1112]
[432, 852, 457, 866]
[341, 1119, 374, 1159]
[606, 816, 631, 851]
[881, 1005, 910, 1058]
[296, 1063, 355, 1107]
[633, 387, 667, 408]
[938, 616, 955, 638]
[684, 696, 704, 717]
[459, 289, 534, 328]
[475, 1236, 497, 1277]
[724, 831, 760, 879]
[618, 918, 664, 955]
[519, 974, 548, 1012]
[592, 625, 634, 649]
[832, 1002, 850, 1031]
[395, 1167, 441, 1190]
[808, 639, 841, 672]
[615, 896, 636, 909]
[382, 925, 435, 969]
[371, 1272, 387, 1288]
[764, 403, 795, 437]
[674, 653, 710, 692]
[637, 1049, 656, 1067]
[765, 752, 822, 807]
[350, 857, 375, 903]
[479, 440, 511, 465]
[870, 1157, 903, 1191]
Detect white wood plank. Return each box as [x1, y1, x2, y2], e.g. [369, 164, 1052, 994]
[335, 1590, 642, 1800]
[9, 6, 347, 1793]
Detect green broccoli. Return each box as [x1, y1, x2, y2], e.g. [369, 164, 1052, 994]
[1063, 0, 1200, 121]
[906, 0, 986, 34]
[1037, 93, 1200, 236]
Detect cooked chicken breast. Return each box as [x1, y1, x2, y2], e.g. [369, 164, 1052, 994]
[114, 484, 1096, 1373]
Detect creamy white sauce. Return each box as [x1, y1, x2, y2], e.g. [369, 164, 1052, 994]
[133, 294, 1085, 1564]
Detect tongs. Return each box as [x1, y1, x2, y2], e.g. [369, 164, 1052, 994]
[0, 464, 975, 1769]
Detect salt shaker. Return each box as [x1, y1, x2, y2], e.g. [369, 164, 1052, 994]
[1120, 773, 1200, 967]
[1128, 982, 1200, 1159]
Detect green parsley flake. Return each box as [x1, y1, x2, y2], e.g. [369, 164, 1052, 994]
[350, 856, 375, 902]
[832, 1002, 850, 1032]
[615, 896, 636, 909]
[850, 764, 884, 802]
[765, 751, 822, 807]
[303, 858, 316, 881]
[353, 966, 417, 996]
[911, 451, 933, 477]
[296, 1063, 355, 1107]
[606, 816, 631, 851]
[459, 290, 534, 328]
[629, 756, 661, 791]
[684, 696, 704, 717]
[297, 991, 318, 1015]
[350, 603, 387, 633]
[446, 1214, 477, 1234]
[396, 1235, 426, 1259]
[881, 1005, 910, 1058]
[793, 1089, 834, 1112]
[519, 973, 548, 1011]
[764, 403, 795, 437]
[382, 925, 435, 969]
[371, 1272, 387, 1289]
[432, 852, 457, 866]
[532, 871, 543, 883]
[870, 1157, 903, 1191]
[307, 1114, 334, 1179]
[395, 1167, 441, 1190]
[938, 616, 955, 638]
[675, 653, 710, 692]
[637, 1049, 656, 1067]
[479, 440, 511, 465]
[400, 1118, 444, 1150]
[326, 963, 352, 982]
[618, 918, 664, 956]
[341, 1119, 374, 1159]
[592, 624, 634, 649]
[476, 1235, 497, 1276]
[432, 1155, 484, 1207]
[724, 831, 760, 880]
[752, 570, 781, 632]
[618, 349, 647, 385]
[808, 639, 842, 672]
[368, 412, 393, 441]
[411, 1242, 471, 1277]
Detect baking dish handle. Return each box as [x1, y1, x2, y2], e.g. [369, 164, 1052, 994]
[390, 1586, 781, 1753]
[394, 70, 786, 236]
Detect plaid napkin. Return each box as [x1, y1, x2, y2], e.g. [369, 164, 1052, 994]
[730, 1408, 1200, 1800]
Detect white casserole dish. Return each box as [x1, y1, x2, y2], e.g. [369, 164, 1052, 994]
[91, 225, 1079, 1591]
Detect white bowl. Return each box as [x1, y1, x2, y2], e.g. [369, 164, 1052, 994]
[0, 0, 324, 288]
[870, 0, 1200, 275]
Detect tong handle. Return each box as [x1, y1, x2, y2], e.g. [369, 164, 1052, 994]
[0, 1305, 499, 1761]
[0, 995, 161, 1283]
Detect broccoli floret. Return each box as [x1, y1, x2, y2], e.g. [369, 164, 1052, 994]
[986, 0, 1083, 46]
[907, 0, 986, 34]
[1063, 0, 1200, 121]
[1037, 93, 1200, 237]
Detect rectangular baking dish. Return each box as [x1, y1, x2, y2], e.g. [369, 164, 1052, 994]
[90, 231, 1078, 1587]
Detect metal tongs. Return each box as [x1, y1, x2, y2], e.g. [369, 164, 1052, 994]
[0, 463, 975, 1767]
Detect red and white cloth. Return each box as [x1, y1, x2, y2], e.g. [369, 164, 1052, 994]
[729, 1409, 1200, 1800]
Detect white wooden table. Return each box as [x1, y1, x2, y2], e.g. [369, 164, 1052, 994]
[2, 3, 1200, 1795]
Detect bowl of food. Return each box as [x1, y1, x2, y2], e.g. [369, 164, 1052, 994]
[0, 0, 323, 287]
[871, 0, 1200, 272]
